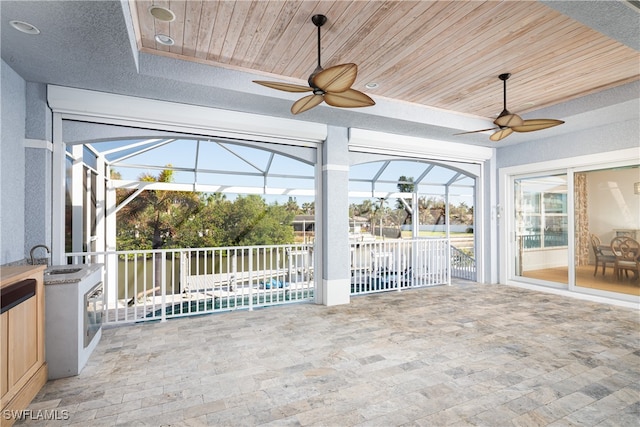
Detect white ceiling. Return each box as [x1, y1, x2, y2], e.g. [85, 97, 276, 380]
[1, 1, 639, 148]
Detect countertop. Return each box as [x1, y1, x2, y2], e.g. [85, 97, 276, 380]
[1, 265, 46, 288]
[43, 264, 104, 285]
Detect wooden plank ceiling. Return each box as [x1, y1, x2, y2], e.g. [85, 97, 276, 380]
[131, 0, 639, 119]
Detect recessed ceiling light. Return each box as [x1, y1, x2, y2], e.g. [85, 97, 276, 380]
[155, 34, 175, 46]
[365, 82, 379, 89]
[9, 20, 40, 35]
[148, 5, 175, 22]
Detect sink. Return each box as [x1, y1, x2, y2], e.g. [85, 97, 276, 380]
[46, 268, 82, 275]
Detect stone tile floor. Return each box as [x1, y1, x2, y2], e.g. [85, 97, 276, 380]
[16, 281, 640, 426]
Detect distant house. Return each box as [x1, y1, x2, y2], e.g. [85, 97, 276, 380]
[292, 215, 315, 233]
[349, 216, 370, 233]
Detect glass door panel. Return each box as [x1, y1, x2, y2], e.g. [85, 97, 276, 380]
[574, 165, 640, 296]
[514, 174, 569, 285]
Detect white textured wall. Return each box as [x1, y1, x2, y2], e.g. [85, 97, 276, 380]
[25, 147, 52, 256]
[1, 60, 26, 264]
[496, 118, 639, 169]
[587, 167, 640, 243]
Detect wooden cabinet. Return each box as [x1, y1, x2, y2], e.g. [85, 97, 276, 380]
[1, 311, 7, 400]
[0, 266, 47, 427]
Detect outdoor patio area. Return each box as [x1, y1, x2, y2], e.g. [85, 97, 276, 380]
[18, 281, 639, 426]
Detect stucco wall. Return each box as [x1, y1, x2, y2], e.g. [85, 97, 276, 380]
[1, 59, 26, 264]
[25, 82, 51, 141]
[24, 147, 52, 256]
[496, 118, 639, 169]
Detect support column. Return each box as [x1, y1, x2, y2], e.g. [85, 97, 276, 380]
[24, 83, 53, 261]
[412, 192, 419, 239]
[51, 113, 66, 265]
[71, 145, 84, 254]
[105, 182, 118, 309]
[318, 126, 350, 306]
[95, 155, 106, 256]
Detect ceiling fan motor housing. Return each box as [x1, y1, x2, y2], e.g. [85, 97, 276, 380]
[312, 14, 327, 27]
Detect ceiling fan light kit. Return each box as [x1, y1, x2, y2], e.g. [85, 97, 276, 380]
[253, 14, 375, 115]
[456, 72, 564, 141]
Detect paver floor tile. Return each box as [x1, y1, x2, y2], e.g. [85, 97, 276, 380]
[14, 282, 639, 426]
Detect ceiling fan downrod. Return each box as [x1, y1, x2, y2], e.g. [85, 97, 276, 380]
[498, 72, 511, 119]
[311, 14, 327, 78]
[308, 14, 328, 92]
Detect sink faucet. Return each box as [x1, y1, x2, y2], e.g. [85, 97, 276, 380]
[30, 244, 50, 265]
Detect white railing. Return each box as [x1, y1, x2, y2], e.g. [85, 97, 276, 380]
[450, 245, 476, 281]
[350, 238, 450, 295]
[66, 238, 452, 323]
[66, 244, 314, 324]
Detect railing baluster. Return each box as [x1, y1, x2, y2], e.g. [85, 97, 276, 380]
[123, 255, 129, 322]
[248, 248, 253, 311]
[161, 252, 167, 322]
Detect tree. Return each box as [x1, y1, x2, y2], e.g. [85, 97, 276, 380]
[284, 197, 300, 214]
[178, 193, 230, 248]
[397, 175, 414, 225]
[221, 195, 294, 246]
[301, 202, 315, 215]
[116, 168, 201, 251]
[116, 167, 201, 295]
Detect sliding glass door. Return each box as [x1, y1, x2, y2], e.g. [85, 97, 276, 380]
[574, 165, 639, 296]
[503, 150, 638, 302]
[514, 174, 569, 285]
[510, 166, 639, 298]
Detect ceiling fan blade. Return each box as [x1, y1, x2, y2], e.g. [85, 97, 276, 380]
[454, 127, 499, 136]
[253, 81, 312, 93]
[494, 113, 523, 127]
[490, 127, 514, 141]
[291, 94, 324, 115]
[324, 89, 375, 108]
[511, 119, 565, 132]
[312, 63, 358, 93]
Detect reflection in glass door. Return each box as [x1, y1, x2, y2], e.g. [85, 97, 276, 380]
[514, 174, 569, 285]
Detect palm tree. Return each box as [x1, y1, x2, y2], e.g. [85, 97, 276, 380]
[116, 166, 200, 295]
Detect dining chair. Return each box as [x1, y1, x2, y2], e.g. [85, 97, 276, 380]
[610, 236, 640, 281]
[589, 234, 616, 276]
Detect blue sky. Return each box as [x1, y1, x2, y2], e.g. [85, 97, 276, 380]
[89, 138, 474, 206]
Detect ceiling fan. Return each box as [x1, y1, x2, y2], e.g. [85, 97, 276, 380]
[253, 14, 375, 115]
[457, 73, 564, 141]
